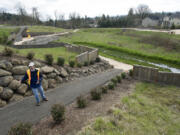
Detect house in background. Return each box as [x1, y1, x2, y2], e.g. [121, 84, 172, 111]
[142, 17, 159, 28]
[161, 16, 180, 28]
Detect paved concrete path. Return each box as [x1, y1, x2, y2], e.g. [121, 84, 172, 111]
[100, 56, 133, 72]
[0, 69, 122, 135]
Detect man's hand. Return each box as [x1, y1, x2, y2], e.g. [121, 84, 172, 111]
[36, 80, 40, 84]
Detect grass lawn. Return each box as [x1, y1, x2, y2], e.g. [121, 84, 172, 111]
[0, 45, 77, 64]
[28, 25, 71, 33]
[57, 28, 180, 69]
[79, 82, 180, 135]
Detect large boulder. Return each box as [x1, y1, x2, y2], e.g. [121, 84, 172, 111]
[48, 79, 56, 88]
[0, 69, 12, 77]
[0, 60, 13, 71]
[17, 84, 28, 95]
[11, 59, 22, 65]
[60, 67, 68, 77]
[34, 61, 43, 67]
[41, 66, 54, 74]
[0, 99, 7, 107]
[24, 90, 33, 97]
[0, 86, 3, 95]
[9, 94, 24, 103]
[13, 75, 24, 81]
[8, 80, 21, 91]
[47, 73, 57, 79]
[12, 66, 28, 75]
[56, 76, 63, 83]
[1, 88, 13, 100]
[42, 79, 48, 90]
[0, 76, 13, 87]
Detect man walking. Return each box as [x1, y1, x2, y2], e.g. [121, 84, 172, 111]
[21, 62, 48, 106]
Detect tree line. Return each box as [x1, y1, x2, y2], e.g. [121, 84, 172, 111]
[0, 4, 180, 29]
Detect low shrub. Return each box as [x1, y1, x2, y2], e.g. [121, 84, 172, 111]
[3, 47, 14, 57]
[95, 57, 101, 62]
[91, 88, 101, 100]
[26, 52, 35, 60]
[121, 72, 126, 79]
[101, 86, 108, 94]
[8, 122, 32, 135]
[0, 32, 8, 44]
[111, 78, 118, 86]
[84, 61, 89, 66]
[57, 57, 65, 66]
[76, 95, 87, 108]
[44, 54, 54, 65]
[108, 82, 115, 90]
[116, 75, 122, 83]
[129, 69, 133, 77]
[77, 63, 82, 68]
[69, 60, 75, 67]
[51, 103, 65, 124]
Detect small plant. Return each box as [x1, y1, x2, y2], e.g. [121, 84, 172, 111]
[129, 69, 133, 77]
[76, 95, 87, 108]
[91, 88, 101, 100]
[69, 60, 75, 67]
[95, 57, 101, 62]
[57, 57, 65, 66]
[101, 86, 108, 94]
[108, 82, 115, 90]
[77, 63, 82, 68]
[111, 78, 118, 86]
[26, 52, 35, 60]
[84, 61, 89, 66]
[121, 72, 126, 79]
[116, 75, 122, 83]
[3, 47, 14, 57]
[8, 122, 32, 135]
[44, 54, 54, 65]
[90, 61, 95, 65]
[51, 103, 65, 124]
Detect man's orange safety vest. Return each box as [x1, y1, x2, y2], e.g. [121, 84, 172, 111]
[26, 68, 40, 85]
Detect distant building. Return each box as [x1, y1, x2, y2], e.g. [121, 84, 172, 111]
[142, 17, 159, 28]
[162, 16, 180, 28]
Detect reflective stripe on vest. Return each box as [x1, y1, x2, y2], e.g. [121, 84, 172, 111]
[26, 68, 40, 85]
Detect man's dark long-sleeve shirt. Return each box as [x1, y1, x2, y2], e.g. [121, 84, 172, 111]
[21, 69, 43, 88]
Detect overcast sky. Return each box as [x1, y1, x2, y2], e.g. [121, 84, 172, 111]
[0, 0, 180, 20]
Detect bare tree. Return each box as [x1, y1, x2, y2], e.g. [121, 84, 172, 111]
[32, 7, 40, 25]
[15, 2, 28, 25]
[136, 4, 151, 19]
[54, 10, 59, 27]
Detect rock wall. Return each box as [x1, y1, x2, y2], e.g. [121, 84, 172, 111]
[0, 57, 112, 108]
[133, 65, 180, 86]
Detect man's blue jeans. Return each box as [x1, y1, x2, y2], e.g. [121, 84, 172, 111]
[31, 85, 46, 103]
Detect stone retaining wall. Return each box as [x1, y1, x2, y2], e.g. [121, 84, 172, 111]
[133, 65, 180, 86]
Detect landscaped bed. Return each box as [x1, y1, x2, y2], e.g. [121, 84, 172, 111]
[32, 79, 180, 135]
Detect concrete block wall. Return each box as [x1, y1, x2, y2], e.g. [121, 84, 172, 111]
[133, 65, 180, 86]
[76, 52, 89, 64]
[88, 49, 98, 62]
[66, 44, 99, 64]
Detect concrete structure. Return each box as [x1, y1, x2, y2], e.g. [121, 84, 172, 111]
[66, 44, 99, 64]
[133, 65, 180, 86]
[142, 17, 159, 27]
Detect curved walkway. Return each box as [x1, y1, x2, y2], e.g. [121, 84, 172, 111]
[0, 69, 122, 135]
[100, 56, 133, 72]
